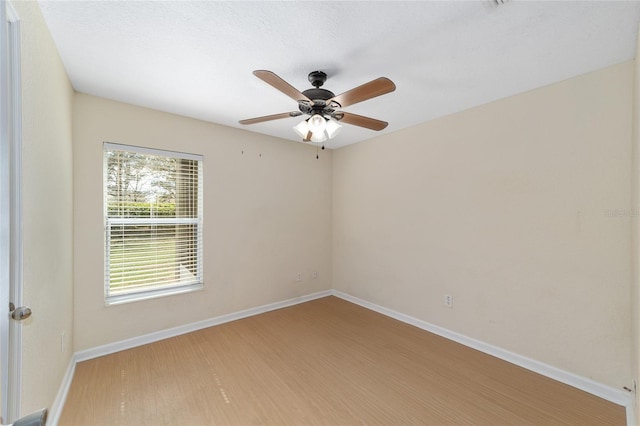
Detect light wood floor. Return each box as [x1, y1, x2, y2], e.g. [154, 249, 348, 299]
[59, 296, 625, 425]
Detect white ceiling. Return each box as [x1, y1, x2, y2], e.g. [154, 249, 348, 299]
[38, 0, 640, 149]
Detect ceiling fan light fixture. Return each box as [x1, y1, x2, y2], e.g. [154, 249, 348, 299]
[293, 116, 340, 143]
[293, 120, 309, 139]
[241, 70, 396, 151]
[240, 71, 396, 151]
[307, 114, 327, 134]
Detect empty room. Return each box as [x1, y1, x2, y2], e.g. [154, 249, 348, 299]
[1, 0, 639, 425]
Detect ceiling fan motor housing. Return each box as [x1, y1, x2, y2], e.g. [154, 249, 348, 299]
[299, 87, 336, 115]
[299, 72, 337, 115]
[308, 70, 327, 87]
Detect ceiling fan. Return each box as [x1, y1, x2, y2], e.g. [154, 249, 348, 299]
[239, 70, 396, 144]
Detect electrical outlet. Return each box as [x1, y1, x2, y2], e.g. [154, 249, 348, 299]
[60, 332, 65, 353]
[296, 273, 303, 282]
[444, 295, 453, 308]
[312, 271, 318, 279]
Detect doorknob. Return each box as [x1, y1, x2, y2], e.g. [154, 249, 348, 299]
[9, 303, 32, 321]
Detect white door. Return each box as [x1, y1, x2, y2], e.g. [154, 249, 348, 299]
[0, 1, 23, 423]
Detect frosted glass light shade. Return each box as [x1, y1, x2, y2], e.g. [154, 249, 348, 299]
[293, 120, 309, 139]
[307, 114, 327, 134]
[325, 119, 342, 139]
[310, 131, 327, 143]
[294, 115, 340, 143]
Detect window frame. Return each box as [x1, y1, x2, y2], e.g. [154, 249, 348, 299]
[103, 142, 203, 306]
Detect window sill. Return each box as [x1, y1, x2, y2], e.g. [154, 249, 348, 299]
[105, 282, 204, 307]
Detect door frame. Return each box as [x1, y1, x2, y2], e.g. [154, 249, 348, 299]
[0, 0, 22, 422]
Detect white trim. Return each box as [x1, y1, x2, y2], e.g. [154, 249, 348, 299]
[6, 2, 22, 420]
[103, 141, 202, 162]
[331, 290, 633, 412]
[627, 403, 637, 426]
[0, 2, 22, 422]
[0, 0, 10, 420]
[75, 290, 332, 362]
[105, 282, 203, 307]
[47, 358, 75, 426]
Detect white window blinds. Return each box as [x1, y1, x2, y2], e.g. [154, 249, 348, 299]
[104, 143, 203, 304]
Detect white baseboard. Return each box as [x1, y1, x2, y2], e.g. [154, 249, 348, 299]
[47, 356, 76, 426]
[627, 403, 637, 426]
[74, 289, 332, 362]
[331, 290, 633, 419]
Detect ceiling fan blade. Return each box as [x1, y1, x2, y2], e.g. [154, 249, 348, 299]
[253, 70, 312, 104]
[239, 111, 301, 125]
[328, 77, 396, 108]
[333, 112, 388, 131]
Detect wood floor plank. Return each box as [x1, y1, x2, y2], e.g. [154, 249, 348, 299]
[59, 296, 626, 425]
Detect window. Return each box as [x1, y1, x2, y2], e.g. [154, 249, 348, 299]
[104, 143, 203, 305]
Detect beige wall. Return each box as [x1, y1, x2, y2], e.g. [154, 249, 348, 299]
[10, 0, 75, 415]
[73, 94, 332, 351]
[333, 62, 633, 389]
